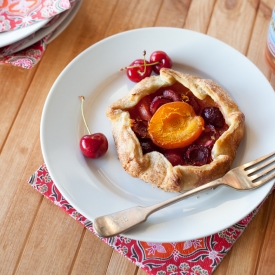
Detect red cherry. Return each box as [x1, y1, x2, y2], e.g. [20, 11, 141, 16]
[80, 133, 108, 158]
[137, 96, 152, 121]
[139, 138, 158, 154]
[131, 119, 149, 138]
[126, 59, 152, 82]
[150, 51, 172, 74]
[201, 107, 225, 128]
[195, 125, 219, 148]
[150, 95, 171, 114]
[163, 89, 182, 101]
[185, 145, 210, 166]
[163, 150, 186, 166]
[79, 96, 108, 159]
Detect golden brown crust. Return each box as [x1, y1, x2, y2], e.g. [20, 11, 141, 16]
[106, 68, 245, 192]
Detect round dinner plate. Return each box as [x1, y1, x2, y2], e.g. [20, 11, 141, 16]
[41, 27, 275, 243]
[0, 18, 50, 48]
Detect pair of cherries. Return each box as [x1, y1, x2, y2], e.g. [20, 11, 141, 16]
[79, 50, 172, 159]
[123, 50, 172, 82]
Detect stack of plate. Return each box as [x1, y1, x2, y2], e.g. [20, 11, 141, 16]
[0, 0, 82, 55]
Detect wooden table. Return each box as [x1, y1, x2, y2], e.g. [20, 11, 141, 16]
[1, 0, 275, 274]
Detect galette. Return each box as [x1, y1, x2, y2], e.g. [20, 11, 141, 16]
[106, 68, 245, 192]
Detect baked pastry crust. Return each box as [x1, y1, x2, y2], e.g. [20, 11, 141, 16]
[106, 68, 245, 192]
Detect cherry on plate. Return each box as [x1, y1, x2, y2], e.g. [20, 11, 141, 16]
[126, 59, 152, 82]
[150, 50, 172, 74]
[80, 133, 108, 159]
[79, 96, 108, 159]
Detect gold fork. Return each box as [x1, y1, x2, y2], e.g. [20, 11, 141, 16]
[94, 151, 275, 238]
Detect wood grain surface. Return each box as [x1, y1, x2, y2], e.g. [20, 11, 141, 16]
[1, 0, 275, 274]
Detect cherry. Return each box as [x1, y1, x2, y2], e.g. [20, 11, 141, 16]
[201, 107, 225, 128]
[121, 50, 173, 82]
[195, 125, 219, 148]
[131, 120, 149, 138]
[150, 50, 172, 74]
[163, 89, 182, 101]
[139, 139, 158, 154]
[137, 96, 152, 121]
[185, 145, 209, 166]
[80, 133, 108, 158]
[163, 150, 186, 166]
[126, 59, 152, 83]
[79, 96, 108, 158]
[150, 96, 171, 114]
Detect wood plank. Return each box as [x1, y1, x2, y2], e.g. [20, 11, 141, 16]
[184, 0, 216, 32]
[104, 0, 162, 37]
[70, 231, 113, 275]
[15, 198, 84, 275]
[155, 0, 192, 27]
[0, 138, 43, 274]
[137, 267, 151, 275]
[256, 193, 275, 274]
[217, 197, 272, 274]
[0, 66, 37, 152]
[105, 250, 137, 275]
[208, 0, 259, 54]
[0, 70, 48, 224]
[212, 249, 232, 275]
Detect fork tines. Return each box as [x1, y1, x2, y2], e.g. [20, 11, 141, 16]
[244, 151, 275, 185]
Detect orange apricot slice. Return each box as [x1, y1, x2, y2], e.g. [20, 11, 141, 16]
[148, 102, 204, 149]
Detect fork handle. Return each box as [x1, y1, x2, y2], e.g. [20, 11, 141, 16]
[93, 178, 222, 238]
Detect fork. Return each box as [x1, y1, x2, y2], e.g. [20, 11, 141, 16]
[93, 151, 275, 238]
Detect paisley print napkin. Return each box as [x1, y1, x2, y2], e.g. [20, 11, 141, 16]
[0, 0, 79, 69]
[28, 164, 274, 275]
[0, 39, 46, 68]
[0, 0, 71, 32]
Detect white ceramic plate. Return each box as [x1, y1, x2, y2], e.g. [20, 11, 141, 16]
[0, 18, 50, 48]
[41, 27, 275, 243]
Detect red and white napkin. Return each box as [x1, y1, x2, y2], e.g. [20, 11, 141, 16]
[0, 0, 79, 69]
[28, 164, 274, 275]
[0, 0, 71, 32]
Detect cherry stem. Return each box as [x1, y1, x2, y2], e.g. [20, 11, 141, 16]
[120, 61, 159, 71]
[138, 50, 147, 76]
[79, 96, 91, 135]
[120, 49, 160, 72]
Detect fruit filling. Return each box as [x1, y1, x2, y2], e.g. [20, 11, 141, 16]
[128, 82, 228, 166]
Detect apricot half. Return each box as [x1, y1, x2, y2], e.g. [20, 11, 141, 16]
[148, 102, 204, 149]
